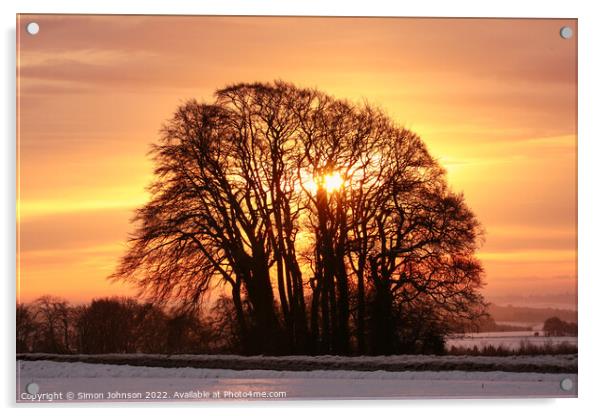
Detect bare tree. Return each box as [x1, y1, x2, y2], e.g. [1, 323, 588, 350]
[77, 298, 139, 353]
[31, 296, 74, 353]
[165, 311, 211, 354]
[17, 303, 37, 353]
[112, 81, 485, 355]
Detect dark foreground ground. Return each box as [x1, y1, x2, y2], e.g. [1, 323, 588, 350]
[17, 352, 577, 373]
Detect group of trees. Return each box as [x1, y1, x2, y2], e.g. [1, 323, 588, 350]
[543, 317, 578, 337]
[109, 81, 486, 356]
[17, 296, 217, 354]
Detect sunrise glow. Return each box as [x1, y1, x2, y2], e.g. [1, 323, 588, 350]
[17, 16, 577, 308]
[311, 171, 345, 194]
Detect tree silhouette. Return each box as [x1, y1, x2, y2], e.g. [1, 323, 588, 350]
[77, 297, 176, 354]
[77, 298, 138, 353]
[31, 296, 75, 353]
[112, 81, 485, 355]
[16, 303, 37, 353]
[543, 317, 578, 337]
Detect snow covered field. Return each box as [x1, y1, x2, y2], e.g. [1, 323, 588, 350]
[446, 331, 577, 350]
[17, 358, 577, 402]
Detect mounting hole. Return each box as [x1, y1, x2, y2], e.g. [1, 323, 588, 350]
[25, 382, 39, 394]
[560, 378, 574, 391]
[560, 26, 573, 39]
[26, 22, 40, 35]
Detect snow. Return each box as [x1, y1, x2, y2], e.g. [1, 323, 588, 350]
[16, 359, 577, 401]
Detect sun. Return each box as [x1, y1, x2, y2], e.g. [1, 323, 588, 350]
[322, 172, 344, 193]
[300, 170, 344, 194]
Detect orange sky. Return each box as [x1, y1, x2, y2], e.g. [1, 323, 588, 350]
[17, 15, 577, 308]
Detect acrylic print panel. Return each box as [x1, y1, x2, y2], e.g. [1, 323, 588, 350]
[16, 15, 577, 402]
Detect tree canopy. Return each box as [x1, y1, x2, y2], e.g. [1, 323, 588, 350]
[112, 81, 486, 355]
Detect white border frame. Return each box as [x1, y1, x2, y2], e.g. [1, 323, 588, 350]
[2, 0, 600, 414]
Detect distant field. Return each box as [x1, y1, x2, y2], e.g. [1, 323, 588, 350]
[488, 304, 577, 324]
[446, 331, 578, 350]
